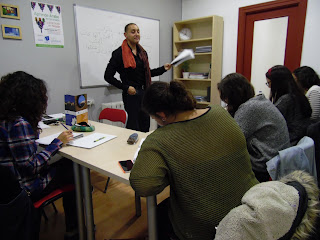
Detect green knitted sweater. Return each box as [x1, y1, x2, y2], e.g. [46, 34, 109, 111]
[130, 105, 258, 240]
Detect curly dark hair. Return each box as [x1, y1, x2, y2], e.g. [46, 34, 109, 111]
[142, 80, 196, 118]
[266, 65, 311, 117]
[0, 71, 48, 133]
[217, 73, 255, 117]
[293, 66, 320, 91]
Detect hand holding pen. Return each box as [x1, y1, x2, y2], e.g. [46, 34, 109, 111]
[58, 123, 74, 144]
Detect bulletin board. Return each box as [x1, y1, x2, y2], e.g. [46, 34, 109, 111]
[74, 5, 160, 88]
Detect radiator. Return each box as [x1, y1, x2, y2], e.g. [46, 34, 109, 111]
[101, 101, 157, 131]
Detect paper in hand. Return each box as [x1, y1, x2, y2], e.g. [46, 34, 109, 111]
[171, 49, 195, 66]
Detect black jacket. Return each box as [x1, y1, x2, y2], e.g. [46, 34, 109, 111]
[104, 46, 166, 92]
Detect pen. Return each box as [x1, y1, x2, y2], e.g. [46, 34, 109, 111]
[94, 137, 106, 142]
[60, 122, 69, 130]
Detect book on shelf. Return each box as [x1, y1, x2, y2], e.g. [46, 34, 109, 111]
[188, 72, 209, 79]
[195, 45, 212, 53]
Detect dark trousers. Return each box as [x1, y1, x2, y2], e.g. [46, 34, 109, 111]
[31, 159, 78, 233]
[254, 170, 271, 182]
[122, 89, 150, 132]
[157, 198, 179, 240]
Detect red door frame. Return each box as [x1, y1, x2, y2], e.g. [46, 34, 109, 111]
[236, 0, 308, 80]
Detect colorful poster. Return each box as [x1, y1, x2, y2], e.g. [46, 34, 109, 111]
[30, 1, 64, 48]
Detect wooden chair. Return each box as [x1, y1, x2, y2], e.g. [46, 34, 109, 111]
[99, 108, 128, 193]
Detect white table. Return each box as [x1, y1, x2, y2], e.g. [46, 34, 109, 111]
[40, 121, 158, 240]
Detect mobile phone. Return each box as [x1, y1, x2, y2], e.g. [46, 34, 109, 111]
[118, 160, 134, 173]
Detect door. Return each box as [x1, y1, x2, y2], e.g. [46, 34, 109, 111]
[236, 0, 307, 95]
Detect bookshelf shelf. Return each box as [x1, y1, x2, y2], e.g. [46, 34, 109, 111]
[174, 37, 212, 44]
[173, 15, 223, 105]
[174, 53, 212, 57]
[177, 78, 212, 82]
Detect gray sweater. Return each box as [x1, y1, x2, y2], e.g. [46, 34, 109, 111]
[234, 94, 290, 174]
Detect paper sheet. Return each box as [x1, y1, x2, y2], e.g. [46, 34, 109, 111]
[68, 133, 116, 149]
[171, 49, 195, 66]
[133, 138, 145, 163]
[36, 132, 84, 145]
[38, 121, 50, 129]
[37, 132, 116, 149]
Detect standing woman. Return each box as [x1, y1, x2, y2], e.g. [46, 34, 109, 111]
[266, 65, 312, 145]
[130, 80, 258, 240]
[0, 71, 78, 240]
[293, 66, 320, 122]
[104, 23, 171, 132]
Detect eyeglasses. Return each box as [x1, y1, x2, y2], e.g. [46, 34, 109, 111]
[265, 81, 271, 87]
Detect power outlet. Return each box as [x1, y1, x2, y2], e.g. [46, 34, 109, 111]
[87, 98, 95, 106]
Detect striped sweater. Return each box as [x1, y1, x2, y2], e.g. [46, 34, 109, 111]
[306, 85, 320, 121]
[130, 105, 258, 240]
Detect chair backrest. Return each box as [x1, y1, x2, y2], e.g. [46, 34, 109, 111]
[33, 184, 75, 209]
[266, 136, 317, 182]
[99, 108, 128, 127]
[307, 120, 320, 187]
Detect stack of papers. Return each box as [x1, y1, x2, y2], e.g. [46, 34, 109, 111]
[171, 49, 195, 66]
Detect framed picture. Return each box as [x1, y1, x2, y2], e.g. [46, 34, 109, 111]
[2, 24, 22, 40]
[0, 3, 20, 19]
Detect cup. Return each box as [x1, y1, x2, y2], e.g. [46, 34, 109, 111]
[182, 72, 190, 79]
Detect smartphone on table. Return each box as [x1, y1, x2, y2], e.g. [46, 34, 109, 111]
[118, 160, 134, 173]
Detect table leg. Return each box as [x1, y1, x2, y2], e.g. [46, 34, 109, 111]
[135, 193, 141, 217]
[147, 195, 158, 240]
[73, 162, 86, 240]
[81, 166, 95, 240]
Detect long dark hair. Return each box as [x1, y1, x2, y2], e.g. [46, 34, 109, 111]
[142, 80, 196, 118]
[266, 65, 311, 117]
[217, 73, 255, 117]
[0, 71, 48, 133]
[293, 66, 320, 91]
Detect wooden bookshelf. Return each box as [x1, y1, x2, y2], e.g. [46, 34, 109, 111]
[173, 16, 223, 105]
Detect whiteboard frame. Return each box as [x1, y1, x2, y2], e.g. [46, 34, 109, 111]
[73, 4, 160, 89]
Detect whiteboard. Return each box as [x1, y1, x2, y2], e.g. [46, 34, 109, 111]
[74, 5, 160, 88]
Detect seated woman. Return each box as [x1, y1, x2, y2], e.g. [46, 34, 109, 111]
[214, 170, 320, 240]
[129, 80, 258, 240]
[293, 66, 320, 122]
[217, 73, 290, 182]
[0, 71, 78, 240]
[266, 65, 312, 145]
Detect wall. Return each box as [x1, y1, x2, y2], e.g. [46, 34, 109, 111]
[182, 0, 320, 79]
[0, 0, 181, 120]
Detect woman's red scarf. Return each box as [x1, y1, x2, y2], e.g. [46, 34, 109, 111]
[121, 39, 152, 87]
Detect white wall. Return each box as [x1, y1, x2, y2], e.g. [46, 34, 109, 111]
[0, 0, 181, 120]
[182, 0, 320, 79]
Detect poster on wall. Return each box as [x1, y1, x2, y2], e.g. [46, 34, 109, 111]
[30, 1, 64, 48]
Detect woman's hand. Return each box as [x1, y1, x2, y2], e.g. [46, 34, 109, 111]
[128, 86, 137, 95]
[164, 63, 172, 71]
[57, 130, 74, 145]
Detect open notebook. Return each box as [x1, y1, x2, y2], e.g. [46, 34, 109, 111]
[36, 132, 116, 149]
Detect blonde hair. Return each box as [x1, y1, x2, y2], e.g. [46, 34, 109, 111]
[280, 170, 320, 239]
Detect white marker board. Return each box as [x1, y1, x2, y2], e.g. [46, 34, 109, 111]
[74, 5, 160, 88]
